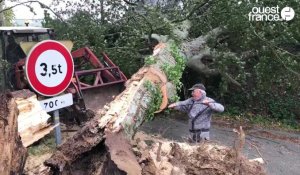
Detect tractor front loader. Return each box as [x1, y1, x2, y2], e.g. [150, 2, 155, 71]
[0, 27, 127, 124]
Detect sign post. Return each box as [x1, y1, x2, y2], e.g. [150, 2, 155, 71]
[25, 40, 74, 146]
[53, 110, 61, 145]
[39, 93, 73, 145]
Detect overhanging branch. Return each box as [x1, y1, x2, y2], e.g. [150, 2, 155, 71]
[0, 0, 65, 23]
[123, 0, 138, 6]
[221, 72, 242, 87]
[172, 0, 212, 23]
[250, 23, 300, 77]
[132, 11, 153, 47]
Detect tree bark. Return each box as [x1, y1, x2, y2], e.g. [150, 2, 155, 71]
[0, 93, 27, 175]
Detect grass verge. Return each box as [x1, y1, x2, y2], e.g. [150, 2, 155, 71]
[28, 134, 56, 156]
[215, 113, 300, 132]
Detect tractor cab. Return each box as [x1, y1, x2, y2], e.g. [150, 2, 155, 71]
[0, 27, 54, 64]
[0, 27, 55, 90]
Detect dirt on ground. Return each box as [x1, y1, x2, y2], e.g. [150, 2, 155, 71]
[27, 133, 265, 175]
[23, 129, 265, 175]
[24, 153, 52, 174]
[133, 132, 265, 175]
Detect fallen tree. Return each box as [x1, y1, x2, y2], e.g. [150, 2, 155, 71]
[44, 28, 265, 174]
[45, 41, 176, 173]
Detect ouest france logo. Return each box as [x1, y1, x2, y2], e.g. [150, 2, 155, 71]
[248, 6, 295, 21]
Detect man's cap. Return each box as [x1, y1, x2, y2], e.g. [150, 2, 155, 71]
[188, 83, 206, 91]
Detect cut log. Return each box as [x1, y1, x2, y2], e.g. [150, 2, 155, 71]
[10, 89, 53, 147]
[0, 93, 27, 175]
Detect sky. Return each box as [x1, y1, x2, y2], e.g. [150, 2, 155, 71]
[5, 0, 53, 20]
[4, 0, 126, 26]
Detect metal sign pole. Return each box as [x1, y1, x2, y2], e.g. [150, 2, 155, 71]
[40, 93, 73, 147]
[53, 110, 62, 146]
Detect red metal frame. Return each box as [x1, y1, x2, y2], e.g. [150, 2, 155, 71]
[101, 52, 127, 81]
[14, 47, 127, 99]
[71, 47, 120, 82]
[74, 67, 124, 91]
[70, 47, 127, 94]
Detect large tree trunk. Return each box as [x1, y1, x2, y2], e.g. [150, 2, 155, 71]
[0, 93, 27, 175]
[45, 42, 176, 173]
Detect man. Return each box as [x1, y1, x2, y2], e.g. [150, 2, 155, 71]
[168, 83, 224, 142]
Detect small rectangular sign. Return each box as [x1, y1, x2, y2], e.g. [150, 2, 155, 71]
[40, 93, 73, 112]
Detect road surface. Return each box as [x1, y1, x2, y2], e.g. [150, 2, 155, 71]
[140, 116, 300, 175]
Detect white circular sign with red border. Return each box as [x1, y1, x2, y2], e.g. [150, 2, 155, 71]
[25, 40, 74, 96]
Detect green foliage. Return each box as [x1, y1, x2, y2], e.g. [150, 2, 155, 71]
[3, 9, 15, 26]
[42, 0, 299, 124]
[162, 43, 186, 89]
[144, 56, 157, 66]
[188, 0, 300, 122]
[268, 95, 298, 122]
[43, 0, 173, 77]
[0, 9, 14, 90]
[222, 111, 300, 131]
[161, 43, 186, 102]
[43, 10, 143, 76]
[169, 95, 180, 103]
[28, 135, 56, 156]
[144, 80, 162, 121]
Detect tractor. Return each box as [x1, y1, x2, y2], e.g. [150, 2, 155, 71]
[0, 26, 127, 123]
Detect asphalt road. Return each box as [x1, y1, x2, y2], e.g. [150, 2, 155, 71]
[139, 116, 300, 175]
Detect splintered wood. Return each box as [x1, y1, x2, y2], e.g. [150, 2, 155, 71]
[105, 131, 141, 175]
[10, 89, 53, 147]
[0, 93, 27, 175]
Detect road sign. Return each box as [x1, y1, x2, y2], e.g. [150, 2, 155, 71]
[25, 40, 74, 96]
[39, 93, 73, 112]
